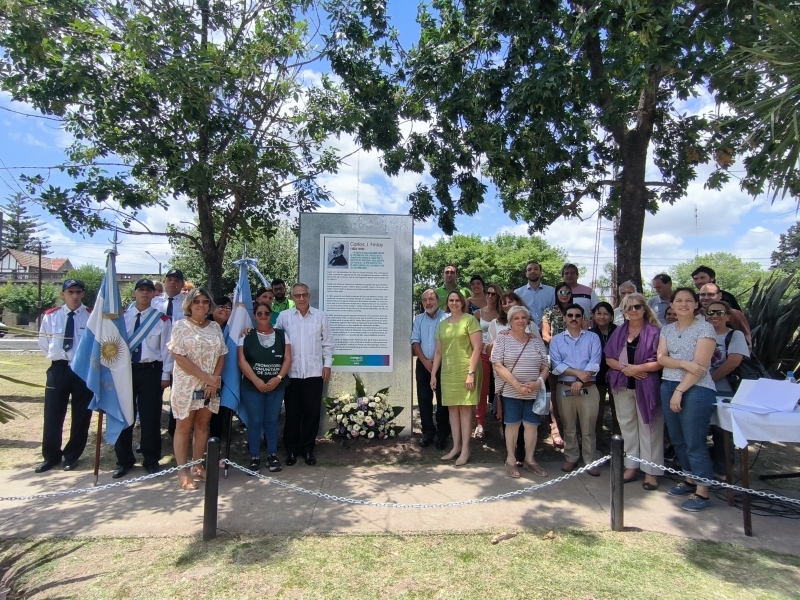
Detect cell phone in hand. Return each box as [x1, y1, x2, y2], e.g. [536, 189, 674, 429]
[193, 389, 205, 401]
[562, 388, 589, 397]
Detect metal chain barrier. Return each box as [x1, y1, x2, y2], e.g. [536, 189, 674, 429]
[221, 455, 612, 508]
[625, 455, 800, 506]
[0, 459, 204, 502]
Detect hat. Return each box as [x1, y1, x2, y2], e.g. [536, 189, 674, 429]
[62, 279, 85, 291]
[164, 268, 184, 280]
[134, 278, 156, 290]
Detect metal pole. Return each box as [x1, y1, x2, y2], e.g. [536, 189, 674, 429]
[36, 242, 42, 330]
[610, 434, 624, 532]
[203, 436, 221, 541]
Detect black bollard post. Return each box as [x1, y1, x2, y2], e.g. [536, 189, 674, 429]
[203, 437, 221, 541]
[610, 434, 624, 532]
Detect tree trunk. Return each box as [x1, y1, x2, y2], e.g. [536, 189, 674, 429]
[614, 132, 651, 292]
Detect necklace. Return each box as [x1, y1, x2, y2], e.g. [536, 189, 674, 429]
[256, 328, 273, 335]
[188, 317, 207, 327]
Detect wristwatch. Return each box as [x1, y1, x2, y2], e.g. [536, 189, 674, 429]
[276, 375, 283, 381]
[468, 370, 475, 376]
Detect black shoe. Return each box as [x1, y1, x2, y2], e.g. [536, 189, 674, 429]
[112, 465, 132, 479]
[304, 452, 317, 466]
[62, 459, 79, 471]
[418, 437, 434, 448]
[267, 454, 282, 473]
[285, 452, 297, 466]
[435, 438, 448, 451]
[34, 459, 60, 474]
[248, 457, 261, 473]
[144, 463, 162, 475]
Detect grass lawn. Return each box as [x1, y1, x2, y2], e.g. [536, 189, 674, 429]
[2, 528, 800, 599]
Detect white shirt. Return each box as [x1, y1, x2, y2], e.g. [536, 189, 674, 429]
[124, 305, 174, 380]
[38, 304, 91, 361]
[152, 292, 186, 323]
[275, 307, 335, 379]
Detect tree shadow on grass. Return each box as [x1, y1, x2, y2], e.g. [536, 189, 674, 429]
[172, 533, 294, 569]
[0, 539, 102, 600]
[681, 538, 800, 598]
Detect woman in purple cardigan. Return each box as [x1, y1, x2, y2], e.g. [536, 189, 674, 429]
[604, 293, 664, 490]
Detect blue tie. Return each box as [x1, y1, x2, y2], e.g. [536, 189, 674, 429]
[166, 297, 173, 318]
[131, 312, 142, 364]
[62, 311, 75, 352]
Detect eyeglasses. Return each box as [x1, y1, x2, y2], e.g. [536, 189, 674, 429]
[216, 306, 232, 312]
[293, 293, 310, 299]
[706, 309, 728, 317]
[255, 311, 271, 317]
[486, 292, 498, 297]
[557, 290, 571, 296]
[698, 292, 718, 298]
[625, 304, 644, 312]
[566, 313, 582, 319]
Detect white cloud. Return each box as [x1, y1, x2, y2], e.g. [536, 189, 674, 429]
[733, 226, 779, 267]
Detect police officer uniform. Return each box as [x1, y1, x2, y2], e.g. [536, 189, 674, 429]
[36, 279, 93, 472]
[113, 279, 174, 478]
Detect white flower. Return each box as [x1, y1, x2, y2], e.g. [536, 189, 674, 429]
[384, 411, 391, 419]
[336, 414, 342, 422]
[360, 429, 366, 436]
[357, 410, 365, 417]
[368, 431, 375, 438]
[389, 430, 395, 437]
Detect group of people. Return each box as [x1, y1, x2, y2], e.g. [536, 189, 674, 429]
[36, 271, 335, 491]
[412, 262, 750, 512]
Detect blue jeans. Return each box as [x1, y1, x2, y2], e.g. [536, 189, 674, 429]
[240, 388, 285, 456]
[661, 380, 716, 484]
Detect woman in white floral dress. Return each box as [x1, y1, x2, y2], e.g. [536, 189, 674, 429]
[168, 288, 228, 490]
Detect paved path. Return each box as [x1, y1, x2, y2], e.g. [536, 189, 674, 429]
[0, 459, 798, 554]
[0, 338, 39, 351]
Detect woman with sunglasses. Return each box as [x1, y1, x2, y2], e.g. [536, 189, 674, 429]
[472, 283, 503, 440]
[431, 291, 483, 465]
[605, 294, 663, 490]
[466, 274, 488, 315]
[657, 288, 717, 512]
[706, 300, 749, 478]
[238, 302, 292, 473]
[542, 283, 586, 448]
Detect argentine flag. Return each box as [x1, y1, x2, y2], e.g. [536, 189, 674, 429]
[71, 248, 133, 444]
[220, 260, 256, 423]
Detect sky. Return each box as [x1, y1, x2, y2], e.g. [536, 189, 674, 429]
[1, 4, 798, 287]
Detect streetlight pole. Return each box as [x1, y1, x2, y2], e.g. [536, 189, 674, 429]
[145, 251, 162, 276]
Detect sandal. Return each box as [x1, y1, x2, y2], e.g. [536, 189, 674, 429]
[178, 472, 198, 491]
[523, 461, 547, 477]
[505, 461, 521, 478]
[190, 465, 207, 481]
[473, 425, 485, 440]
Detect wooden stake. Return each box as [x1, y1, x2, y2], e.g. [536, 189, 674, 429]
[93, 410, 104, 486]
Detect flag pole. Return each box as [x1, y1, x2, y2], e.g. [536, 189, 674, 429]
[93, 410, 104, 486]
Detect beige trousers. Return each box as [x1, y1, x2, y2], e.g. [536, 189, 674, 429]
[613, 388, 664, 475]
[556, 384, 600, 465]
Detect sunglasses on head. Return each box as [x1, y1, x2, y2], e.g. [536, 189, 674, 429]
[625, 304, 644, 311]
[706, 309, 727, 317]
[566, 313, 582, 319]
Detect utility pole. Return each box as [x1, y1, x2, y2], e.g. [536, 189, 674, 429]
[36, 241, 43, 330]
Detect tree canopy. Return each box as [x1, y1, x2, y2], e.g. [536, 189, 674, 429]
[168, 220, 298, 294]
[0, 282, 58, 322]
[64, 264, 104, 307]
[771, 221, 800, 276]
[326, 0, 791, 290]
[0, 0, 360, 297]
[0, 193, 48, 254]
[667, 252, 767, 300]
[413, 233, 568, 300]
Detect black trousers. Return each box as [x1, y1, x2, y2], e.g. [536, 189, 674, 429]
[283, 377, 323, 454]
[415, 360, 451, 442]
[42, 360, 94, 463]
[114, 362, 164, 468]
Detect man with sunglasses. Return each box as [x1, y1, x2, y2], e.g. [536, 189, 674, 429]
[549, 303, 603, 475]
[435, 264, 470, 310]
[698, 283, 751, 349]
[514, 260, 554, 328]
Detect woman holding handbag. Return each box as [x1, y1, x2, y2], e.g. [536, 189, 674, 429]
[491, 305, 549, 478]
[604, 293, 664, 490]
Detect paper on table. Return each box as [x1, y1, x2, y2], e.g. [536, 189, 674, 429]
[730, 378, 800, 413]
[726, 403, 776, 415]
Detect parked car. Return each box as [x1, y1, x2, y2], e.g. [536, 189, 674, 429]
[0, 322, 7, 338]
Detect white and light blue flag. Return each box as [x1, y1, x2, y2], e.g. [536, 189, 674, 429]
[220, 258, 258, 423]
[71, 248, 133, 444]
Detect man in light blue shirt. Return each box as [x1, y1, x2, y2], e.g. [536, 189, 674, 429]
[648, 273, 672, 325]
[514, 260, 554, 328]
[549, 303, 603, 475]
[411, 289, 450, 449]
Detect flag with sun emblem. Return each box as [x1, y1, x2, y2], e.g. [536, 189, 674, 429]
[71, 247, 133, 444]
[220, 258, 256, 418]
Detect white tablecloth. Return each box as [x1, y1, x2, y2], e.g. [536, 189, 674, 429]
[716, 402, 800, 448]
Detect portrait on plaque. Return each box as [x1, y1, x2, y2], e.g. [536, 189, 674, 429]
[326, 240, 350, 269]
